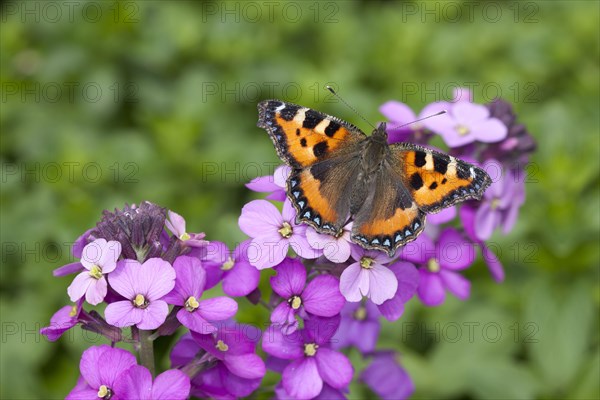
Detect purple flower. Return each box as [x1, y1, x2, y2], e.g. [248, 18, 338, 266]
[379, 101, 434, 145]
[401, 229, 475, 306]
[66, 345, 137, 400]
[332, 301, 380, 353]
[163, 255, 237, 333]
[427, 206, 456, 225]
[105, 258, 175, 329]
[191, 324, 266, 381]
[113, 365, 190, 400]
[270, 258, 345, 333]
[40, 300, 83, 342]
[377, 261, 419, 321]
[239, 199, 321, 270]
[191, 240, 260, 297]
[246, 165, 290, 201]
[460, 205, 505, 282]
[483, 98, 536, 165]
[165, 210, 208, 248]
[67, 239, 122, 305]
[170, 330, 264, 398]
[339, 247, 398, 305]
[306, 222, 353, 263]
[421, 101, 507, 148]
[475, 162, 525, 240]
[263, 316, 353, 400]
[361, 352, 414, 400]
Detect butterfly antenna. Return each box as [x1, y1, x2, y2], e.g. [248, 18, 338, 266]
[326, 86, 377, 130]
[388, 110, 447, 130]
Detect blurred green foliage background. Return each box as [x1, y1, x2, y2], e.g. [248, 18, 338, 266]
[1, 1, 598, 399]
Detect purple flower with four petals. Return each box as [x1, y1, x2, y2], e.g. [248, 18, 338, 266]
[67, 239, 122, 305]
[163, 255, 238, 333]
[339, 247, 398, 305]
[402, 228, 475, 306]
[114, 365, 190, 400]
[263, 316, 353, 400]
[239, 199, 321, 270]
[105, 258, 175, 329]
[270, 257, 345, 333]
[66, 345, 137, 400]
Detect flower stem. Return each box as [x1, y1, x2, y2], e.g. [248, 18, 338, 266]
[138, 329, 155, 376]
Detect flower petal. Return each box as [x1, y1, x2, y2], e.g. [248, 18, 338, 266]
[67, 272, 94, 303]
[283, 358, 323, 400]
[439, 270, 471, 300]
[223, 353, 266, 380]
[198, 297, 238, 321]
[271, 258, 307, 298]
[262, 326, 304, 360]
[138, 258, 176, 301]
[113, 365, 152, 400]
[105, 301, 142, 328]
[339, 263, 369, 302]
[176, 308, 215, 334]
[437, 228, 476, 270]
[368, 264, 398, 305]
[222, 259, 259, 297]
[152, 369, 191, 400]
[417, 270, 446, 306]
[108, 259, 141, 299]
[302, 275, 345, 317]
[239, 200, 283, 238]
[315, 348, 353, 389]
[248, 235, 288, 270]
[474, 203, 500, 241]
[137, 300, 169, 330]
[379, 100, 417, 123]
[84, 277, 107, 306]
[473, 118, 508, 143]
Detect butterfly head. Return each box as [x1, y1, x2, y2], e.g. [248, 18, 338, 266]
[371, 122, 388, 144]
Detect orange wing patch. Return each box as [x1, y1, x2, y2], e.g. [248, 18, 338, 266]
[352, 204, 425, 256]
[288, 169, 340, 234]
[395, 145, 492, 213]
[258, 100, 364, 168]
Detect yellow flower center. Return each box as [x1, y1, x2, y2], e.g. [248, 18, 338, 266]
[354, 306, 367, 321]
[97, 385, 111, 399]
[133, 294, 148, 308]
[288, 295, 302, 310]
[455, 124, 470, 136]
[215, 339, 229, 352]
[304, 343, 318, 357]
[179, 232, 191, 241]
[89, 265, 103, 280]
[360, 257, 374, 269]
[69, 305, 78, 317]
[278, 222, 293, 238]
[221, 257, 235, 271]
[185, 296, 199, 312]
[427, 258, 441, 273]
[491, 198, 501, 210]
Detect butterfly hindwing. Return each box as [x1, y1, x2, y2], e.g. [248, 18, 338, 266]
[351, 164, 426, 256]
[257, 100, 366, 168]
[391, 143, 492, 213]
[288, 155, 362, 235]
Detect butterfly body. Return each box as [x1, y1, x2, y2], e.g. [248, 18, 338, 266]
[257, 100, 491, 256]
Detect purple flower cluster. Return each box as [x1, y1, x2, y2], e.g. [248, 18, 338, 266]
[42, 202, 262, 399]
[43, 89, 533, 399]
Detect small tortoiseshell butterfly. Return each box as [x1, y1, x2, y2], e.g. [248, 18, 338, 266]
[257, 100, 491, 256]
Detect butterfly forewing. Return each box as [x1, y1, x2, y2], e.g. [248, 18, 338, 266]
[258, 100, 367, 234]
[257, 100, 366, 169]
[390, 143, 492, 212]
